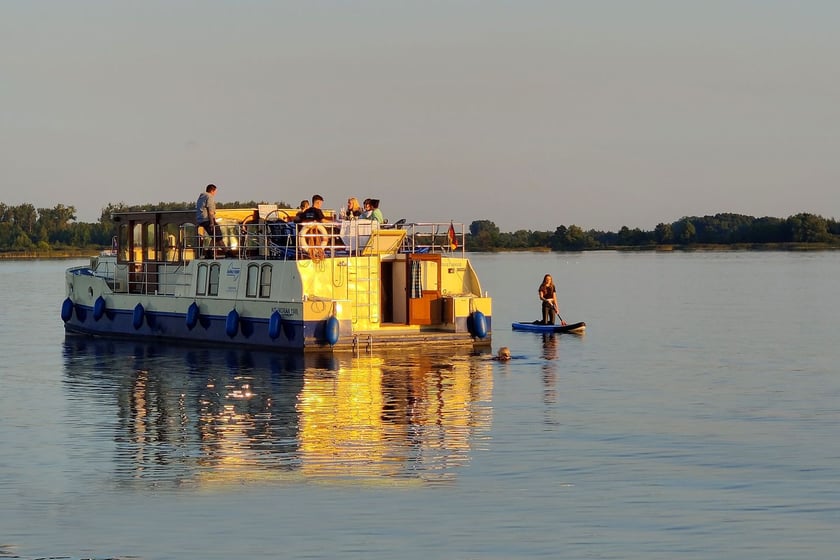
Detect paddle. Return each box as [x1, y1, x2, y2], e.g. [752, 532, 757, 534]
[553, 302, 567, 326]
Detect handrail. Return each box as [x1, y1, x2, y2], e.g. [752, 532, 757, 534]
[111, 214, 469, 265]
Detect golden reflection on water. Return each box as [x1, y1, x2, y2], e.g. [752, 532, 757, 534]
[298, 353, 494, 484]
[63, 339, 494, 488]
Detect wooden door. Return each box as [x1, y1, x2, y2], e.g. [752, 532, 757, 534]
[407, 254, 441, 325]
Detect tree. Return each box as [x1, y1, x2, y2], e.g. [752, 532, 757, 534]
[11, 204, 37, 234]
[674, 218, 696, 244]
[550, 225, 567, 250]
[469, 220, 500, 251]
[654, 222, 673, 244]
[563, 225, 596, 250]
[12, 232, 34, 250]
[787, 213, 829, 243]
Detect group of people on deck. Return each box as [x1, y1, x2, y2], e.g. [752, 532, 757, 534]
[196, 185, 387, 259]
[291, 195, 384, 224]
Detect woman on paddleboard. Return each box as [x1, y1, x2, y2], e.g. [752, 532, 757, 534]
[538, 274, 559, 325]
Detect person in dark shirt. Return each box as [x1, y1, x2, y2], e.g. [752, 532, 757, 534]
[345, 197, 362, 220]
[297, 194, 326, 222]
[538, 273, 558, 325]
[292, 200, 310, 223]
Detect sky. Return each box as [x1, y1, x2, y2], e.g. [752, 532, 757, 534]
[2, 1, 838, 232]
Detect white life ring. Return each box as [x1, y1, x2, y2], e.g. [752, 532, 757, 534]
[299, 223, 329, 258]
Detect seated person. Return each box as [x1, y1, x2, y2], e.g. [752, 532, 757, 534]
[296, 195, 325, 222]
[293, 199, 311, 223]
[360, 198, 384, 223]
[345, 197, 362, 220]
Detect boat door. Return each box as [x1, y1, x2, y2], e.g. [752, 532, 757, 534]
[406, 254, 442, 325]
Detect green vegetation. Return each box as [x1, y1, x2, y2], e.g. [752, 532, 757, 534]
[1, 201, 838, 257]
[0, 200, 291, 257]
[470, 212, 840, 251]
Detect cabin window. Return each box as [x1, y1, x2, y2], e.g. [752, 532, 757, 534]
[196, 264, 208, 296]
[182, 223, 199, 260]
[163, 223, 180, 262]
[132, 224, 143, 262]
[259, 264, 272, 298]
[143, 223, 157, 261]
[246, 264, 260, 298]
[208, 263, 221, 296]
[422, 261, 439, 290]
[118, 224, 130, 262]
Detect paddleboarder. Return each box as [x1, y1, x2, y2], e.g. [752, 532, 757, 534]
[538, 274, 560, 325]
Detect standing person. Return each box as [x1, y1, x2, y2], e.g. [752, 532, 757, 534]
[538, 273, 559, 325]
[297, 194, 326, 222]
[196, 184, 228, 258]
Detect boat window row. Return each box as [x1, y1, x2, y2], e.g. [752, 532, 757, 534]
[193, 262, 273, 299]
[195, 263, 221, 297]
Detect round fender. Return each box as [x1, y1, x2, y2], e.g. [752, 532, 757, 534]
[469, 311, 488, 339]
[324, 315, 340, 345]
[268, 310, 283, 339]
[61, 297, 74, 322]
[186, 302, 200, 330]
[226, 309, 240, 338]
[299, 223, 329, 258]
[132, 303, 145, 330]
[93, 296, 107, 321]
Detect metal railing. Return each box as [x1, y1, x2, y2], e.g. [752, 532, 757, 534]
[190, 220, 467, 260]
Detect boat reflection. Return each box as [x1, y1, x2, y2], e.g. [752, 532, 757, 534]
[62, 336, 494, 487]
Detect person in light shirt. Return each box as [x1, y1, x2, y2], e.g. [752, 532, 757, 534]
[360, 198, 384, 223]
[195, 183, 230, 258]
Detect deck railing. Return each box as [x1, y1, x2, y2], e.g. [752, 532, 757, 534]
[189, 219, 467, 261]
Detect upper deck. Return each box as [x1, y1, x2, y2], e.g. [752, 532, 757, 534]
[110, 207, 469, 265]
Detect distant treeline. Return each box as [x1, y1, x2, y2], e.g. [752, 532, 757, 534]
[1, 201, 838, 253]
[0, 200, 292, 253]
[469, 212, 840, 251]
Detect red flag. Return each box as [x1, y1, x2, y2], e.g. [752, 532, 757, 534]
[448, 222, 458, 250]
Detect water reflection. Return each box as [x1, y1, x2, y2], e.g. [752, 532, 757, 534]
[541, 333, 559, 426]
[62, 337, 494, 488]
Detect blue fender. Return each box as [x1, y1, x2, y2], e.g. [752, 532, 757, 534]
[61, 298, 74, 322]
[226, 309, 240, 338]
[93, 296, 107, 321]
[325, 315, 340, 345]
[132, 303, 145, 330]
[469, 311, 488, 339]
[268, 310, 283, 339]
[186, 302, 200, 330]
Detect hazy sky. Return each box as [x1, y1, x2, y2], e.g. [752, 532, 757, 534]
[2, 1, 838, 232]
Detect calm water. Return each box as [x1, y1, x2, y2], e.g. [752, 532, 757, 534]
[1, 252, 838, 559]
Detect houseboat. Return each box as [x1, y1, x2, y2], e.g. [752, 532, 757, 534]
[61, 205, 492, 352]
